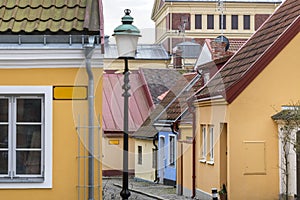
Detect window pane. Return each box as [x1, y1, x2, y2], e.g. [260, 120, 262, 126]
[16, 151, 41, 175]
[0, 125, 8, 148]
[0, 99, 8, 122]
[17, 125, 41, 148]
[207, 15, 214, 29]
[244, 15, 250, 30]
[17, 99, 41, 122]
[0, 151, 8, 174]
[232, 15, 238, 29]
[195, 14, 202, 29]
[138, 146, 142, 165]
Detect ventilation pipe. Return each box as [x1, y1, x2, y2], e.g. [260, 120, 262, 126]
[153, 134, 159, 183]
[84, 36, 95, 200]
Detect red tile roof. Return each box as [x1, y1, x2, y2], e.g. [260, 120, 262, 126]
[102, 71, 154, 134]
[196, 0, 300, 103]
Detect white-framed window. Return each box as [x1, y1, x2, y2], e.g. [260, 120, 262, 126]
[201, 125, 207, 160]
[209, 126, 214, 162]
[0, 86, 52, 189]
[138, 146, 142, 165]
[152, 148, 157, 169]
[169, 135, 176, 166]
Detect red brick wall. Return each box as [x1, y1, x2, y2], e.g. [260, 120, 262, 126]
[172, 13, 191, 31]
[255, 14, 270, 30]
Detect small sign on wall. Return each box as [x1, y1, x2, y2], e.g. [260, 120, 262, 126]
[53, 86, 87, 100]
[109, 140, 120, 145]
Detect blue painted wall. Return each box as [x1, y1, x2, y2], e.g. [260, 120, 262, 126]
[158, 131, 176, 183]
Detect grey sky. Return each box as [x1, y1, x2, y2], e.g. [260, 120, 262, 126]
[103, 0, 155, 43]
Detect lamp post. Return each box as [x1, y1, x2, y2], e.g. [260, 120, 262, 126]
[113, 9, 141, 200]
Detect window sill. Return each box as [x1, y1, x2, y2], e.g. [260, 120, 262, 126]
[0, 178, 44, 183]
[207, 161, 214, 165]
[199, 159, 206, 163]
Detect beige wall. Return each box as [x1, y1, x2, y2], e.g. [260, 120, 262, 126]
[0, 67, 103, 200]
[134, 139, 156, 182]
[102, 136, 135, 174]
[104, 59, 169, 71]
[152, 1, 280, 50]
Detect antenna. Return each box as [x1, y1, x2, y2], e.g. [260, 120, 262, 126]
[217, 0, 225, 39]
[178, 17, 187, 42]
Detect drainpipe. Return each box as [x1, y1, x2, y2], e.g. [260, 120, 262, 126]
[191, 106, 196, 198]
[153, 134, 159, 183]
[84, 35, 95, 200]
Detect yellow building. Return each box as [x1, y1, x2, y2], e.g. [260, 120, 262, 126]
[151, 0, 281, 52]
[178, 0, 300, 199]
[0, 1, 104, 200]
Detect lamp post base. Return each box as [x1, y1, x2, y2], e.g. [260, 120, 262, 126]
[120, 188, 131, 200]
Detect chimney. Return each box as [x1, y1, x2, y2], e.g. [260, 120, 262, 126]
[173, 46, 183, 68]
[211, 40, 228, 60]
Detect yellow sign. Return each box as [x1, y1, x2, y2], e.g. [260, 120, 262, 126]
[108, 140, 119, 145]
[53, 86, 87, 100]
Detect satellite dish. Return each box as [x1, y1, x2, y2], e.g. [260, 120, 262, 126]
[215, 35, 230, 51]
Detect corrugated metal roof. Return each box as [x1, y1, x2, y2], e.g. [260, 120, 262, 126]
[104, 44, 170, 60]
[102, 71, 154, 133]
[196, 0, 299, 102]
[0, 0, 101, 33]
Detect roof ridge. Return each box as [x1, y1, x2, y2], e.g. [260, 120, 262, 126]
[194, 0, 300, 102]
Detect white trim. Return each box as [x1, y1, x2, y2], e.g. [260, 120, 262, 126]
[209, 126, 214, 162]
[169, 134, 176, 166]
[0, 86, 52, 189]
[0, 48, 103, 69]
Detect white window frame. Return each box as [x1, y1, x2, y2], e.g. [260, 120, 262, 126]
[209, 126, 214, 163]
[169, 134, 176, 167]
[201, 125, 207, 161]
[0, 86, 52, 189]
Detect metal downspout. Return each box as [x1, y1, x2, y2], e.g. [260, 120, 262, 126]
[153, 134, 159, 183]
[84, 36, 95, 200]
[192, 108, 196, 198]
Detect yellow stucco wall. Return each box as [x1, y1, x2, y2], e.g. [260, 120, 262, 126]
[0, 67, 103, 200]
[194, 102, 228, 196]
[134, 139, 156, 182]
[193, 33, 300, 199]
[178, 124, 193, 196]
[227, 33, 300, 200]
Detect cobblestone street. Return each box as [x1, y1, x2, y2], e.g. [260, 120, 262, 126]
[103, 177, 199, 200]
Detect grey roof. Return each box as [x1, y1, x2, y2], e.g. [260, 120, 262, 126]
[104, 44, 170, 60]
[165, 0, 281, 2]
[140, 68, 183, 104]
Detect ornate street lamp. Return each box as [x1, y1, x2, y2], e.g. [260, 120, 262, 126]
[113, 9, 141, 200]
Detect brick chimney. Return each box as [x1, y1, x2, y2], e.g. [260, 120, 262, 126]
[211, 41, 230, 60]
[173, 46, 183, 68]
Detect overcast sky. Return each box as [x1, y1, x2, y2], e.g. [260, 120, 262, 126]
[103, 0, 155, 44]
